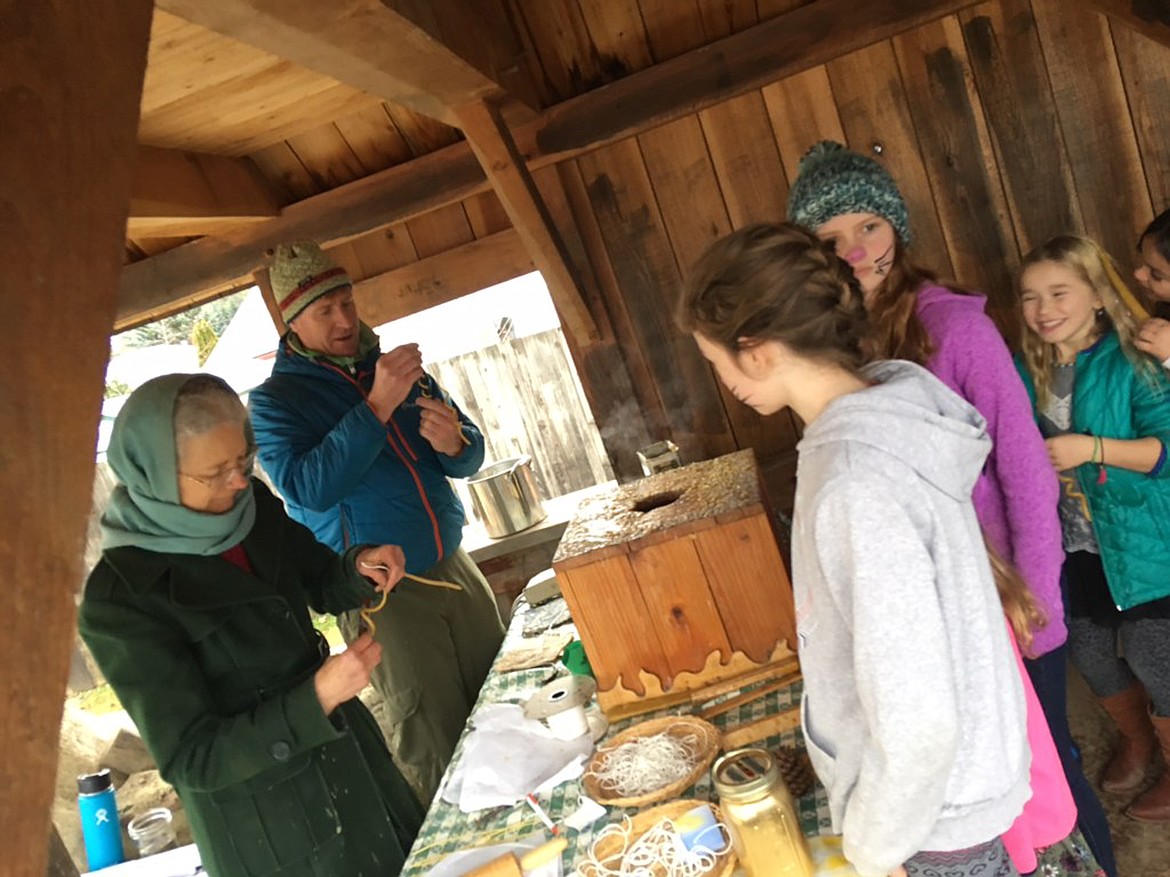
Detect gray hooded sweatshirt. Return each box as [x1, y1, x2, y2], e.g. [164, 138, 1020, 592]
[791, 361, 1029, 877]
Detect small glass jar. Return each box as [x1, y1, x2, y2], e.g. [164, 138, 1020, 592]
[127, 807, 178, 857]
[712, 747, 815, 877]
[637, 440, 681, 476]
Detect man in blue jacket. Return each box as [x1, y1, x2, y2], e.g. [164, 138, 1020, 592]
[249, 240, 504, 805]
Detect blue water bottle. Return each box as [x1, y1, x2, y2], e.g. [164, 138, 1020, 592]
[77, 769, 125, 870]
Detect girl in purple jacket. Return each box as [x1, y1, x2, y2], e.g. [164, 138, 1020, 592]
[787, 141, 1115, 877]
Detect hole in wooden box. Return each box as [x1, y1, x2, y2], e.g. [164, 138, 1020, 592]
[631, 490, 683, 513]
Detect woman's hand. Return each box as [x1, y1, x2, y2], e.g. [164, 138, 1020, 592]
[355, 545, 406, 593]
[314, 634, 382, 715]
[1136, 317, 1170, 362]
[1045, 434, 1094, 471]
[417, 396, 466, 456]
[888, 868, 908, 877]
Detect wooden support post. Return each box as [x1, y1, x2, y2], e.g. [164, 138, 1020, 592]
[456, 99, 601, 345]
[253, 266, 287, 336]
[0, 2, 154, 876]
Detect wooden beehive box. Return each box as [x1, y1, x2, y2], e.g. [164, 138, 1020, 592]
[552, 449, 797, 718]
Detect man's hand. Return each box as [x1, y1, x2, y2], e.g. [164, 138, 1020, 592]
[367, 343, 424, 421]
[1045, 434, 1094, 472]
[355, 545, 406, 592]
[1136, 317, 1170, 362]
[313, 634, 382, 715]
[417, 396, 466, 457]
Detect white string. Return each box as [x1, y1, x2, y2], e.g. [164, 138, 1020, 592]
[586, 724, 712, 797]
[576, 815, 723, 877]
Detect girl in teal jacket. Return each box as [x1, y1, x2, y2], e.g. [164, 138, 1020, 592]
[1015, 235, 1170, 823]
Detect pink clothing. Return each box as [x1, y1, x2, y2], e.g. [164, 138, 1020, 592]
[916, 285, 1067, 656]
[1001, 625, 1077, 872]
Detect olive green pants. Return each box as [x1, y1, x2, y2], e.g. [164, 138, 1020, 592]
[339, 546, 504, 807]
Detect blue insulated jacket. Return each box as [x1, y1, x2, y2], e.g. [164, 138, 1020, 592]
[249, 339, 485, 574]
[1016, 332, 1170, 610]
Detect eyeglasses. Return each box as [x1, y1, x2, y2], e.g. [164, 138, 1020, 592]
[179, 450, 257, 491]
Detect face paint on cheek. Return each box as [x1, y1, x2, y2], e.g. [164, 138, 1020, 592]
[873, 244, 895, 278]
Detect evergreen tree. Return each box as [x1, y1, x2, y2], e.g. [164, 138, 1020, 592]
[191, 319, 218, 365]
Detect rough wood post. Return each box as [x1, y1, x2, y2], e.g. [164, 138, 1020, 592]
[0, 3, 153, 875]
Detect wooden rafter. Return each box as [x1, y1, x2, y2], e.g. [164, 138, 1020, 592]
[456, 99, 600, 345]
[353, 227, 533, 328]
[117, 144, 487, 329]
[1089, 0, 1170, 50]
[119, 0, 979, 326]
[154, 0, 517, 127]
[129, 145, 280, 237]
[524, 0, 982, 163]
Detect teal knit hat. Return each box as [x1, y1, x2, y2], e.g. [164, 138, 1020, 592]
[786, 141, 911, 245]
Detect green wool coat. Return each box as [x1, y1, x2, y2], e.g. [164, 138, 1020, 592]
[79, 481, 424, 877]
[1017, 332, 1170, 611]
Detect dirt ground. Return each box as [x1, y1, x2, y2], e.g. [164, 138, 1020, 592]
[1066, 670, 1170, 877]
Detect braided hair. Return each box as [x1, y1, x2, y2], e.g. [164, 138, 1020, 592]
[677, 222, 869, 372]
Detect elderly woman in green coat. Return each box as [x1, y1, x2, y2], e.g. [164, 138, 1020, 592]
[79, 374, 424, 877]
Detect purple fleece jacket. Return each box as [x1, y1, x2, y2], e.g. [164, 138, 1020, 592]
[916, 284, 1067, 656]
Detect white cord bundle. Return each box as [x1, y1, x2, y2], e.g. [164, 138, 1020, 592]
[586, 726, 709, 797]
[577, 816, 721, 877]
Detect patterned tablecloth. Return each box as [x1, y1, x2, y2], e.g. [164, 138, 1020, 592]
[400, 597, 1099, 877]
[400, 593, 849, 877]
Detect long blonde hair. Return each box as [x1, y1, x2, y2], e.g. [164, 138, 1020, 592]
[1017, 234, 1156, 408]
[985, 538, 1046, 656]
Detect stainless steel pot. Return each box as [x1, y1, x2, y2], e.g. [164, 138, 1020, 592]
[467, 455, 548, 538]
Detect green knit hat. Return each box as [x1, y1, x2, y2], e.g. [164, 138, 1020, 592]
[270, 240, 352, 324]
[786, 141, 911, 245]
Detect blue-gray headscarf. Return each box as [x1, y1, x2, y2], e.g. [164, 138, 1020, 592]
[101, 374, 256, 555]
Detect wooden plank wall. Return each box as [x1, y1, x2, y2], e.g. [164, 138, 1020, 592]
[331, 0, 1170, 509]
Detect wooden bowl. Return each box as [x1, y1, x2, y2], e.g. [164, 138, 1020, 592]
[584, 800, 735, 877]
[583, 715, 721, 808]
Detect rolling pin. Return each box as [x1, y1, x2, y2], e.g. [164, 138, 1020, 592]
[464, 838, 568, 877]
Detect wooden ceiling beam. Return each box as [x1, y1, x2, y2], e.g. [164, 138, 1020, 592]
[353, 227, 533, 328]
[119, 0, 979, 326]
[456, 99, 600, 345]
[116, 143, 487, 329]
[154, 0, 514, 127]
[525, 0, 982, 163]
[1088, 0, 1170, 50]
[128, 145, 280, 237]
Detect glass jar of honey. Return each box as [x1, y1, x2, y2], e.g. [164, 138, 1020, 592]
[712, 747, 815, 877]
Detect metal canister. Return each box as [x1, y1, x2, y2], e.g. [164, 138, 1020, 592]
[712, 747, 815, 877]
[636, 439, 681, 476]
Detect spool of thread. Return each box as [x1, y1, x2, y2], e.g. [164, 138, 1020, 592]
[674, 804, 729, 856]
[545, 704, 591, 740]
[524, 675, 596, 740]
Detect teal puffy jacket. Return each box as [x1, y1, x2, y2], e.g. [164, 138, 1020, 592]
[1016, 332, 1170, 610]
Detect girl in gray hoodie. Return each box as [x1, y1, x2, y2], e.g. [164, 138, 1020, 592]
[678, 223, 1030, 877]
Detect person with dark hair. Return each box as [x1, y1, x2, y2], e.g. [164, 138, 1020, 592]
[787, 142, 1116, 876]
[79, 374, 423, 877]
[1134, 207, 1170, 362]
[1016, 235, 1170, 824]
[678, 222, 1031, 877]
[248, 241, 505, 806]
